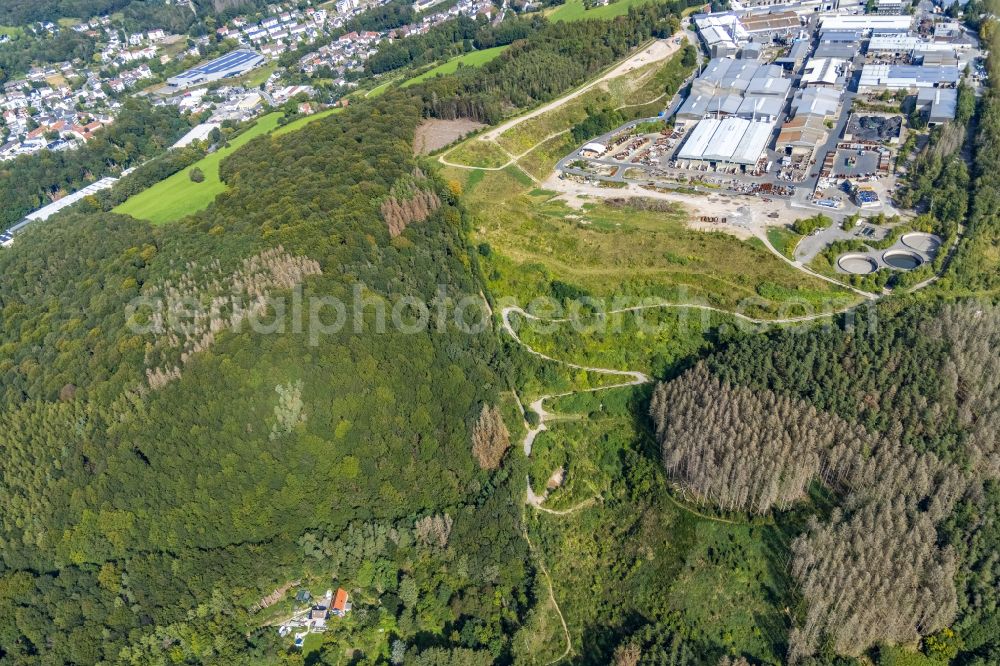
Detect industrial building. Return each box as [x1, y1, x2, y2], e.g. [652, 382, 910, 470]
[790, 87, 843, 119]
[801, 57, 846, 86]
[746, 75, 792, 96]
[775, 40, 811, 70]
[167, 49, 265, 89]
[737, 95, 785, 120]
[777, 115, 828, 155]
[677, 117, 775, 166]
[694, 13, 748, 57]
[693, 10, 801, 57]
[916, 48, 960, 66]
[875, 0, 905, 13]
[917, 87, 958, 125]
[677, 58, 791, 126]
[867, 33, 923, 55]
[740, 10, 802, 38]
[857, 64, 960, 91]
[819, 14, 913, 32]
[693, 58, 787, 95]
[814, 29, 862, 59]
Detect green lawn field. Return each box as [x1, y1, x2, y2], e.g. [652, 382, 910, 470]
[546, 0, 665, 22]
[115, 109, 340, 224]
[114, 112, 283, 224]
[273, 107, 342, 137]
[364, 78, 397, 98]
[401, 45, 509, 87]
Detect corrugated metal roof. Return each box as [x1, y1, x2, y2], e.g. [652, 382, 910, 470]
[859, 64, 960, 88]
[677, 93, 713, 118]
[678, 118, 722, 160]
[746, 75, 791, 96]
[732, 121, 773, 165]
[819, 15, 912, 30]
[737, 95, 784, 119]
[703, 117, 750, 161]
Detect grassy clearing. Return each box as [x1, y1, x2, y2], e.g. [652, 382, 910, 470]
[0, 25, 23, 37]
[364, 77, 399, 98]
[475, 185, 854, 315]
[546, 0, 667, 22]
[238, 60, 277, 88]
[301, 633, 323, 657]
[114, 112, 284, 224]
[402, 45, 509, 87]
[442, 139, 511, 168]
[766, 226, 802, 261]
[273, 107, 342, 137]
[517, 131, 576, 180]
[116, 109, 343, 224]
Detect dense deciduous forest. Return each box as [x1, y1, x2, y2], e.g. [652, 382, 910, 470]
[0, 90, 529, 663]
[0, 99, 189, 229]
[347, 0, 418, 34]
[949, 48, 1000, 292]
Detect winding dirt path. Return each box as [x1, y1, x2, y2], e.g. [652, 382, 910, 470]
[439, 35, 685, 176]
[521, 518, 573, 665]
[750, 227, 879, 300]
[506, 299, 845, 663]
[503, 301, 859, 456]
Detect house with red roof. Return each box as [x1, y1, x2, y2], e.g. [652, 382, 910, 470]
[331, 588, 351, 617]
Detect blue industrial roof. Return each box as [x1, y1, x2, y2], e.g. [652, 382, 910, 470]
[174, 49, 262, 80]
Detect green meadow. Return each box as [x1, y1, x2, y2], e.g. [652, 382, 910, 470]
[401, 45, 509, 87]
[546, 0, 666, 22]
[115, 109, 341, 224]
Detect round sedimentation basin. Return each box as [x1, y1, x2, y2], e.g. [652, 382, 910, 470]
[883, 249, 923, 270]
[838, 254, 879, 274]
[901, 232, 942, 254]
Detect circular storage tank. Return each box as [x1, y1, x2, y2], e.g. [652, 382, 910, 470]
[838, 254, 879, 275]
[883, 249, 923, 270]
[901, 232, 942, 254]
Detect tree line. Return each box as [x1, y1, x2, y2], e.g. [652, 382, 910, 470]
[366, 15, 542, 76]
[410, 2, 691, 124]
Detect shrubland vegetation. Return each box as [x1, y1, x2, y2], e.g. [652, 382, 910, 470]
[791, 214, 832, 236]
[465, 184, 855, 315]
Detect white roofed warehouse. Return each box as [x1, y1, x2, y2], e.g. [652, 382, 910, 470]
[858, 64, 961, 92]
[676, 117, 774, 168]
